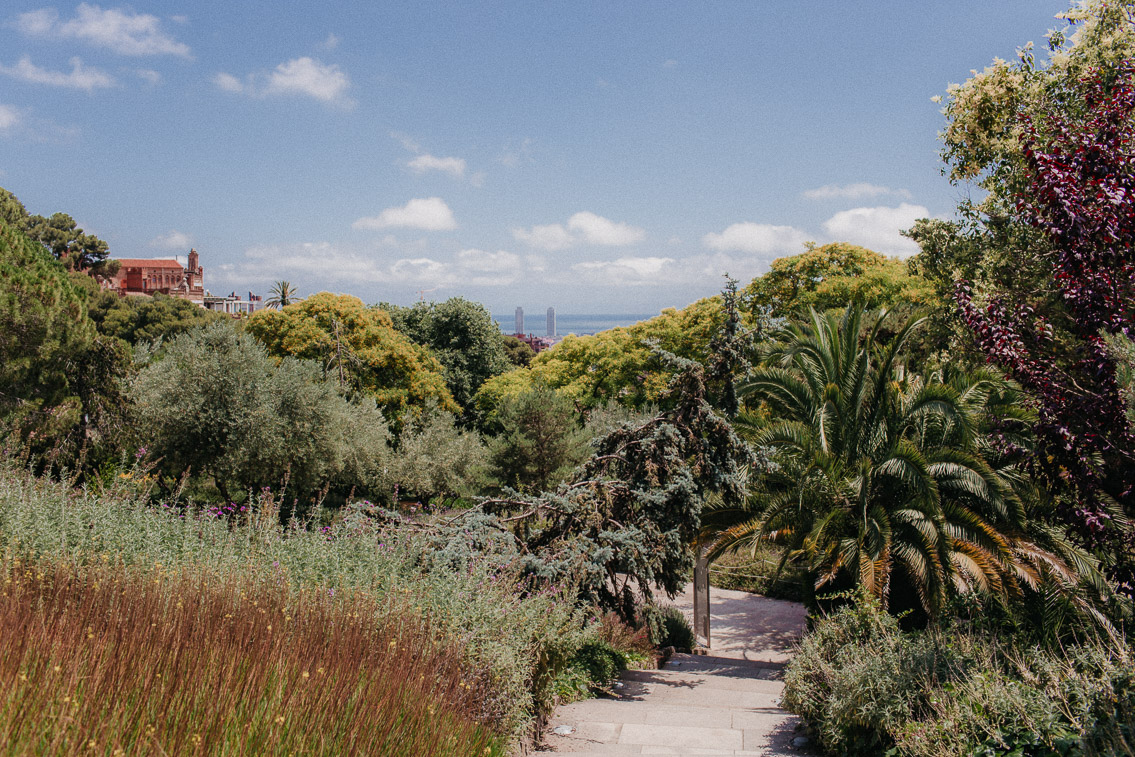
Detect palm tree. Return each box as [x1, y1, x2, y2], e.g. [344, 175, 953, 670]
[702, 306, 1096, 620]
[265, 280, 298, 310]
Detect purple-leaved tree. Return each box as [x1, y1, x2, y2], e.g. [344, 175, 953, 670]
[956, 66, 1135, 594]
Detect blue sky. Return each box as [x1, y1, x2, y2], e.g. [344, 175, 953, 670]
[0, 1, 1068, 313]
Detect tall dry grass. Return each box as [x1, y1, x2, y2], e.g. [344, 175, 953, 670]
[0, 554, 503, 756]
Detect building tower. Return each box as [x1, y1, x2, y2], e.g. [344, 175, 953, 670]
[515, 306, 524, 335]
[547, 306, 556, 337]
[185, 248, 202, 289]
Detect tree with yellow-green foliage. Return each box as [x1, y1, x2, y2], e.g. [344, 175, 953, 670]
[472, 283, 764, 431]
[744, 242, 933, 319]
[245, 293, 456, 422]
[473, 254, 927, 426]
[473, 304, 720, 426]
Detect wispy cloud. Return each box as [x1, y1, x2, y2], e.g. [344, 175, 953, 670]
[212, 242, 526, 290]
[13, 4, 191, 58]
[353, 197, 457, 231]
[214, 57, 354, 108]
[0, 104, 22, 133]
[513, 211, 645, 251]
[407, 153, 466, 179]
[802, 182, 911, 201]
[0, 56, 115, 91]
[134, 68, 160, 85]
[0, 105, 78, 143]
[499, 137, 533, 167]
[150, 230, 192, 249]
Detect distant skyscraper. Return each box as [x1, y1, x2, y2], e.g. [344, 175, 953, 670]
[515, 306, 524, 335]
[547, 307, 556, 337]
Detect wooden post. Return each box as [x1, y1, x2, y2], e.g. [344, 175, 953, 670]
[692, 552, 710, 651]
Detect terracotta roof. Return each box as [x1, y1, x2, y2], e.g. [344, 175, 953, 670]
[113, 258, 185, 269]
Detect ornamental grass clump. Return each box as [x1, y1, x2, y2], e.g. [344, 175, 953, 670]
[0, 461, 585, 742]
[0, 554, 503, 756]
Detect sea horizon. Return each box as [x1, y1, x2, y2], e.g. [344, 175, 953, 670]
[492, 312, 658, 337]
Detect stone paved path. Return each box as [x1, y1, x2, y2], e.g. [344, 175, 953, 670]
[539, 587, 810, 756]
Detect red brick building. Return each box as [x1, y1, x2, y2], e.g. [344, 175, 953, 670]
[108, 248, 205, 305]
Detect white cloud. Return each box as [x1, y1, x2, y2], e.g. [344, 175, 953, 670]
[321, 32, 339, 50]
[215, 57, 353, 107]
[407, 153, 466, 178]
[0, 56, 115, 91]
[662, 58, 678, 68]
[821, 203, 927, 257]
[150, 230, 192, 249]
[567, 211, 645, 246]
[803, 182, 910, 201]
[213, 241, 533, 291]
[14, 4, 191, 57]
[213, 72, 243, 93]
[265, 57, 351, 106]
[457, 248, 519, 272]
[456, 248, 522, 285]
[572, 256, 675, 286]
[702, 222, 811, 255]
[389, 257, 448, 284]
[512, 223, 574, 251]
[135, 68, 160, 84]
[0, 104, 22, 132]
[514, 211, 645, 250]
[352, 197, 457, 231]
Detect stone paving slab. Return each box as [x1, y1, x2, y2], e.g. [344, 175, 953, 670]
[539, 585, 813, 756]
[541, 654, 805, 756]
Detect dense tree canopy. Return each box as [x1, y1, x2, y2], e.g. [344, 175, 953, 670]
[388, 406, 487, 505]
[473, 293, 743, 421]
[501, 335, 536, 368]
[744, 242, 934, 319]
[484, 386, 591, 494]
[0, 186, 114, 277]
[914, 0, 1135, 593]
[0, 218, 95, 442]
[134, 321, 392, 508]
[381, 297, 510, 412]
[246, 293, 456, 421]
[483, 356, 754, 620]
[89, 291, 224, 345]
[0, 218, 130, 466]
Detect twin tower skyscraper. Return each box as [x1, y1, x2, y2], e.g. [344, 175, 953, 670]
[515, 307, 556, 337]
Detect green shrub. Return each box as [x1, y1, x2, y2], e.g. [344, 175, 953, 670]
[1082, 669, 1135, 756]
[640, 604, 696, 651]
[572, 640, 625, 686]
[783, 594, 1135, 757]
